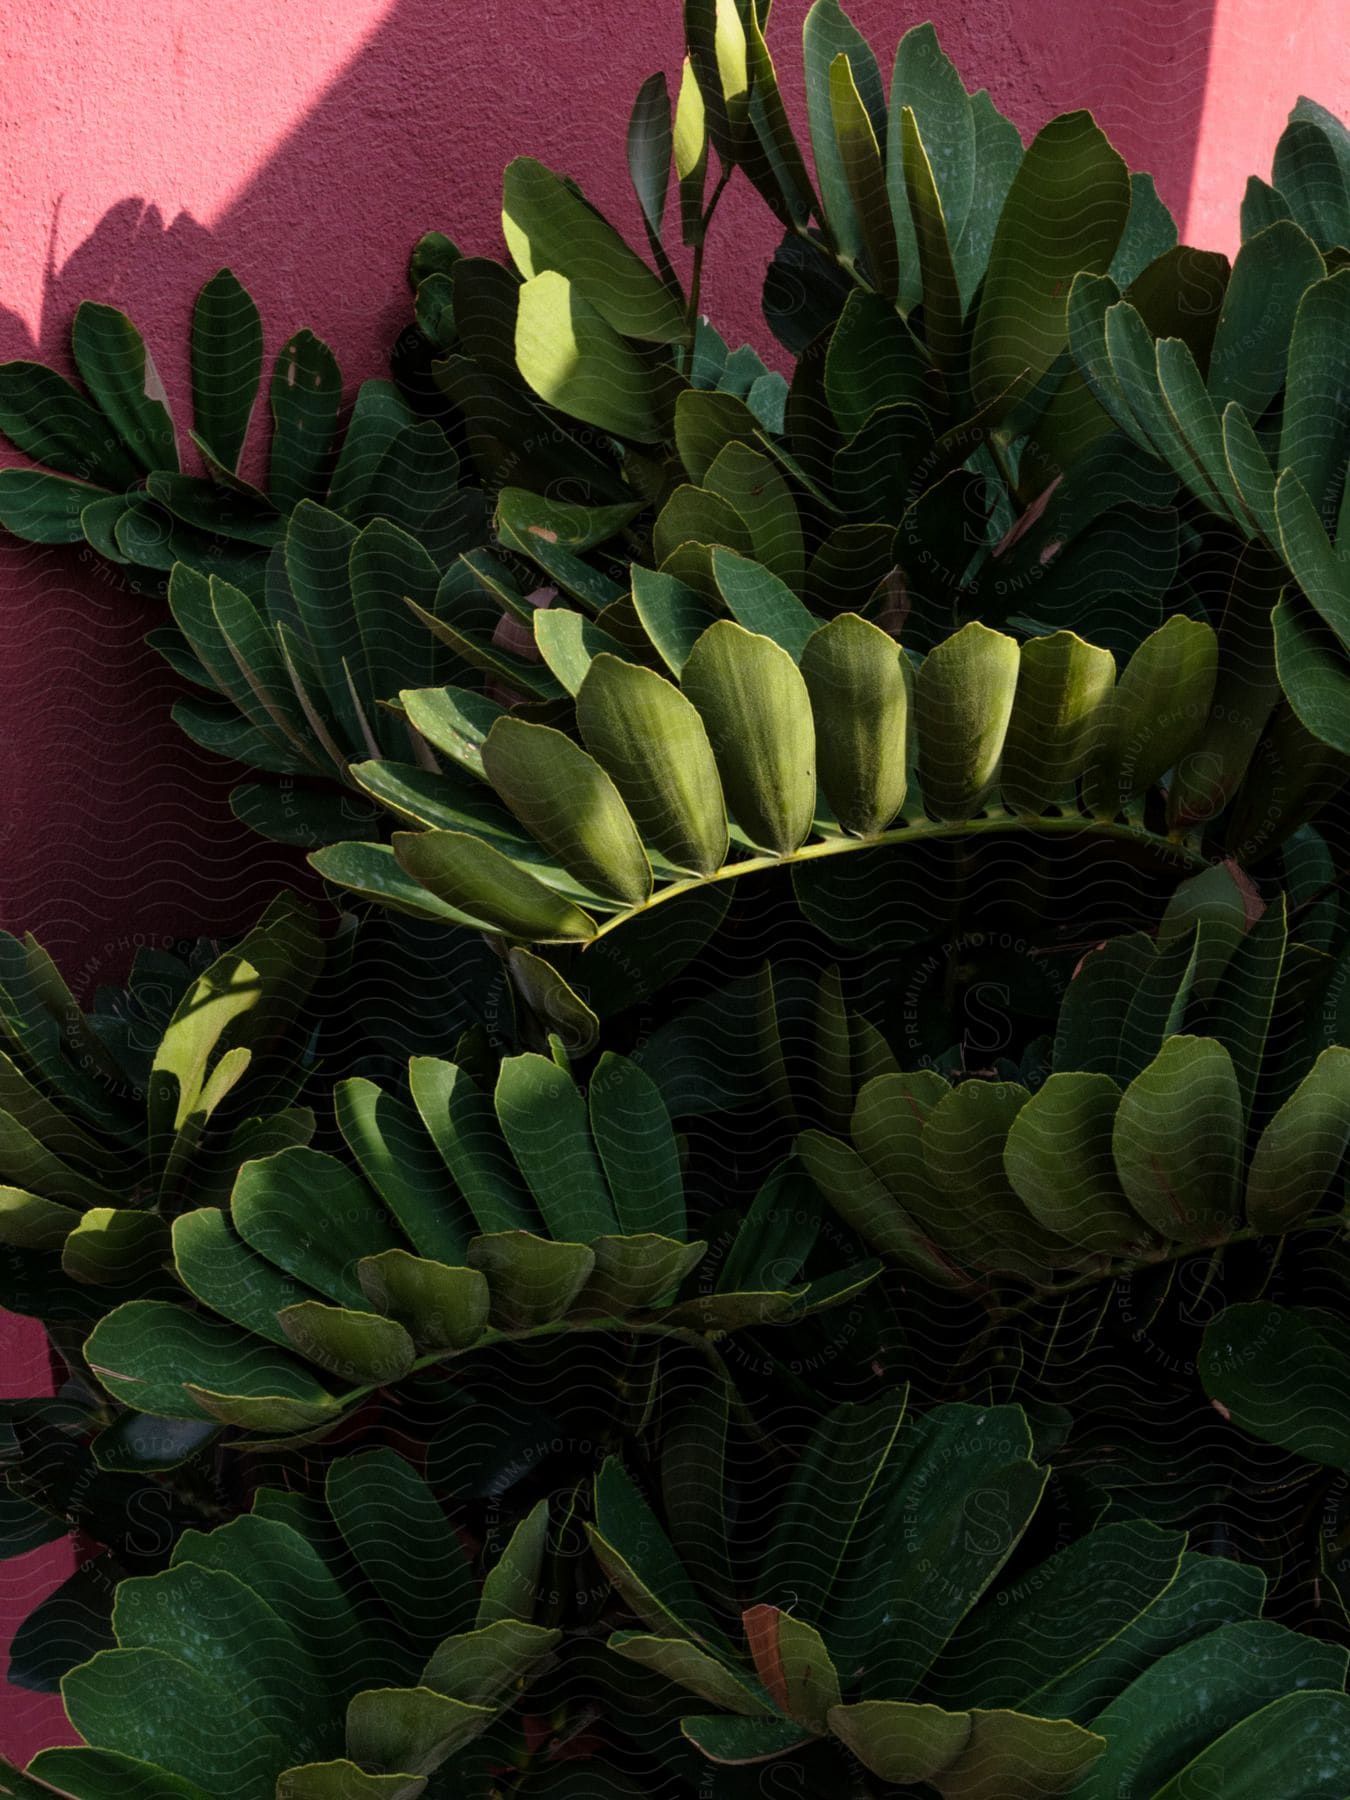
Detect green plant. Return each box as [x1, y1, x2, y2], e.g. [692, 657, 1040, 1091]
[9, 1449, 560, 1798]
[588, 1397, 1350, 1796]
[3, 3, 1350, 1793]
[0, 897, 324, 1334]
[0, 265, 493, 847]
[71, 1046, 874, 1441]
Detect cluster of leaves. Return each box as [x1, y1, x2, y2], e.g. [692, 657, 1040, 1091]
[3, 3, 1350, 1795]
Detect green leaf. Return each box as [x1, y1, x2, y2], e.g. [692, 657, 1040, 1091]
[652, 484, 753, 566]
[914, 621, 1020, 819]
[683, 0, 748, 166]
[673, 53, 709, 244]
[503, 157, 688, 344]
[400, 680, 503, 781]
[421, 1618, 559, 1706]
[63, 1648, 288, 1800]
[803, 0, 887, 268]
[937, 1710, 1105, 1799]
[1000, 630, 1116, 814]
[506, 946, 600, 1056]
[608, 1633, 769, 1715]
[190, 269, 263, 473]
[277, 1301, 415, 1385]
[970, 112, 1131, 410]
[1155, 336, 1253, 526]
[898, 106, 962, 365]
[309, 840, 488, 926]
[349, 522, 441, 732]
[580, 1233, 705, 1314]
[0, 468, 105, 543]
[1275, 470, 1350, 645]
[628, 72, 673, 244]
[674, 389, 760, 485]
[514, 270, 671, 444]
[113, 1561, 321, 1749]
[829, 1404, 1047, 1697]
[481, 717, 652, 906]
[171, 1510, 363, 1706]
[408, 1058, 534, 1236]
[1202, 891, 1288, 1128]
[800, 613, 909, 834]
[681, 620, 816, 853]
[680, 1715, 812, 1764]
[797, 1127, 965, 1285]
[951, 90, 1024, 305]
[828, 1701, 972, 1786]
[1201, 1302, 1350, 1469]
[493, 1053, 618, 1241]
[327, 1451, 477, 1661]
[392, 831, 597, 942]
[1083, 616, 1217, 817]
[1074, 1620, 1349, 1800]
[335, 1077, 471, 1264]
[62, 1206, 169, 1288]
[25, 1747, 218, 1799]
[232, 1146, 402, 1309]
[1207, 222, 1325, 419]
[743, 1605, 841, 1727]
[170, 1206, 319, 1346]
[630, 564, 718, 674]
[1029, 1552, 1266, 1724]
[84, 1300, 340, 1427]
[923, 1080, 1070, 1282]
[704, 444, 805, 590]
[823, 290, 932, 439]
[268, 330, 343, 511]
[711, 546, 816, 655]
[0, 360, 139, 486]
[1273, 117, 1350, 245]
[830, 54, 899, 297]
[1113, 1037, 1243, 1243]
[71, 303, 178, 472]
[1246, 1047, 1350, 1231]
[886, 24, 976, 308]
[1150, 1690, 1350, 1799]
[845, 1069, 969, 1272]
[576, 654, 728, 875]
[345, 1687, 494, 1779]
[589, 1456, 729, 1651]
[742, 4, 817, 229]
[357, 1250, 489, 1352]
[1272, 596, 1350, 755]
[761, 1392, 907, 1625]
[1003, 1072, 1146, 1253]
[927, 1520, 1185, 1711]
[467, 1230, 595, 1331]
[477, 1498, 551, 1628]
[497, 488, 640, 560]
[283, 500, 364, 751]
[587, 1053, 685, 1238]
[276, 1763, 426, 1800]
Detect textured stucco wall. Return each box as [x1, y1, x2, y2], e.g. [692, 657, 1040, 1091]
[2, 0, 1347, 1763]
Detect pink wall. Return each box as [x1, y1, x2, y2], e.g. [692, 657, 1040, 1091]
[2, 0, 1347, 1767]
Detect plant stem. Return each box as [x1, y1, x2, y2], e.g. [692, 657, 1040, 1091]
[992, 1214, 1350, 1323]
[686, 164, 734, 347]
[585, 811, 1211, 946]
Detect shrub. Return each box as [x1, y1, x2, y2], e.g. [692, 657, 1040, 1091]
[3, 3, 1350, 1795]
